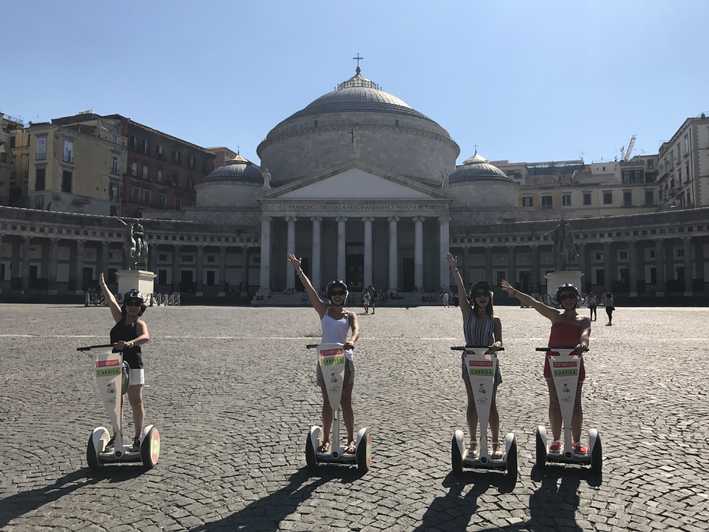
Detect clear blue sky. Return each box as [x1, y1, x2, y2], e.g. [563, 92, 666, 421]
[3, 0, 707, 165]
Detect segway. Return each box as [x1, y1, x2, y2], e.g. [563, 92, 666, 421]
[304, 343, 371, 474]
[450, 346, 517, 483]
[77, 344, 160, 470]
[534, 346, 601, 474]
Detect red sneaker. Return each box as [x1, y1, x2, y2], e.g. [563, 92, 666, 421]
[573, 442, 588, 455]
[549, 440, 562, 453]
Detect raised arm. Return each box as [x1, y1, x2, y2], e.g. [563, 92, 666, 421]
[99, 273, 122, 323]
[288, 254, 327, 317]
[447, 253, 470, 318]
[500, 279, 559, 321]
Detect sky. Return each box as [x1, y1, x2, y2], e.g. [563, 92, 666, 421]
[2, 0, 708, 165]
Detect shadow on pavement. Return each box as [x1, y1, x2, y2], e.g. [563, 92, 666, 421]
[414, 470, 516, 532]
[475, 465, 601, 531]
[191, 466, 359, 532]
[0, 466, 145, 528]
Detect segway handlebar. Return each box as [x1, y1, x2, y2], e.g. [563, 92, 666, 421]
[306, 344, 320, 349]
[77, 344, 114, 352]
[450, 345, 505, 351]
[535, 346, 579, 352]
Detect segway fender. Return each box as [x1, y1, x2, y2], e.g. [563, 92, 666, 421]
[355, 427, 371, 474]
[535, 425, 547, 469]
[589, 429, 602, 474]
[505, 434, 518, 484]
[309, 426, 322, 450]
[87, 426, 110, 469]
[503, 432, 515, 459]
[454, 429, 466, 460]
[451, 429, 465, 474]
[305, 426, 321, 470]
[140, 425, 160, 469]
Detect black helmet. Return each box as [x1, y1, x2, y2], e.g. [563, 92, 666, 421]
[555, 283, 580, 303]
[469, 281, 493, 299]
[326, 280, 349, 305]
[122, 289, 147, 315]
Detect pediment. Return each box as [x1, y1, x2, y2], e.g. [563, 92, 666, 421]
[272, 168, 438, 200]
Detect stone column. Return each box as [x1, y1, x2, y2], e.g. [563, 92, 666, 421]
[485, 247, 493, 285]
[603, 242, 613, 291]
[219, 246, 227, 295]
[311, 218, 321, 292]
[507, 246, 516, 285]
[337, 217, 347, 281]
[242, 246, 250, 294]
[19, 237, 29, 292]
[683, 237, 693, 296]
[172, 245, 180, 291]
[259, 216, 271, 296]
[388, 216, 399, 293]
[628, 241, 639, 297]
[195, 245, 204, 293]
[286, 216, 296, 291]
[531, 244, 541, 293]
[414, 217, 424, 291]
[655, 239, 665, 296]
[363, 217, 374, 289]
[582, 244, 592, 290]
[47, 239, 58, 294]
[74, 239, 85, 293]
[439, 216, 450, 290]
[97, 241, 107, 278]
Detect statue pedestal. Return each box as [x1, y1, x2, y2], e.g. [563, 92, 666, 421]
[117, 270, 156, 299]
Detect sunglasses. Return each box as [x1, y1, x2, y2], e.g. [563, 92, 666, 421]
[559, 293, 577, 301]
[472, 292, 489, 298]
[330, 291, 346, 296]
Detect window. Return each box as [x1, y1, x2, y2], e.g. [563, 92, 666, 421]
[623, 191, 632, 207]
[109, 183, 120, 201]
[618, 250, 628, 261]
[157, 144, 164, 158]
[111, 156, 119, 175]
[142, 189, 151, 204]
[61, 170, 72, 193]
[35, 168, 46, 191]
[603, 191, 613, 205]
[142, 165, 149, 179]
[173, 150, 182, 163]
[157, 169, 163, 182]
[63, 140, 73, 163]
[675, 247, 684, 259]
[541, 195, 553, 209]
[176, 198, 182, 210]
[644, 189, 654, 205]
[685, 164, 690, 183]
[522, 196, 533, 207]
[683, 134, 689, 155]
[131, 187, 139, 201]
[131, 162, 138, 177]
[188, 154, 196, 169]
[583, 192, 592, 206]
[35, 135, 47, 160]
[143, 139, 149, 154]
[129, 135, 136, 148]
[159, 193, 167, 208]
[562, 193, 571, 207]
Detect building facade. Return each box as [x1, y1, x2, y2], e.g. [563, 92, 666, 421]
[1, 69, 708, 303]
[0, 112, 24, 205]
[658, 114, 709, 209]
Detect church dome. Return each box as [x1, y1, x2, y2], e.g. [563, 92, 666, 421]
[449, 153, 512, 184]
[203, 154, 263, 184]
[257, 67, 459, 187]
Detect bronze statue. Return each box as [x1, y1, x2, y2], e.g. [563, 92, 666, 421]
[547, 219, 579, 270]
[128, 223, 149, 270]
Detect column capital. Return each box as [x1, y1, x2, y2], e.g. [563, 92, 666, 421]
[387, 216, 400, 223]
[438, 215, 451, 224]
[336, 216, 348, 223]
[260, 215, 272, 223]
[362, 216, 375, 223]
[285, 215, 297, 223]
[412, 216, 425, 224]
[310, 216, 322, 222]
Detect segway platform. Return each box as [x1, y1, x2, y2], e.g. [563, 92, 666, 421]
[534, 347, 601, 474]
[450, 346, 517, 482]
[304, 343, 371, 474]
[78, 345, 161, 470]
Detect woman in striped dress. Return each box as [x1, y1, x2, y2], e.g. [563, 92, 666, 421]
[448, 253, 504, 457]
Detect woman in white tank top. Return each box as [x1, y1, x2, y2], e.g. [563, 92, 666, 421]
[288, 254, 360, 454]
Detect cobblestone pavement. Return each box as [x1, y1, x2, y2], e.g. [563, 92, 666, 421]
[1, 304, 708, 531]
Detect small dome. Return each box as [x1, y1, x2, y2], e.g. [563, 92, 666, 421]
[204, 155, 263, 184]
[450, 152, 511, 184]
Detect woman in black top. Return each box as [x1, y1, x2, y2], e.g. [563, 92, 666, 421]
[99, 273, 151, 449]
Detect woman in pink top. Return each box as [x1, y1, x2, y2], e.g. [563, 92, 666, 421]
[501, 280, 591, 454]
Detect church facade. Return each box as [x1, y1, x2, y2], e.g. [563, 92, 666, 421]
[1, 67, 708, 303]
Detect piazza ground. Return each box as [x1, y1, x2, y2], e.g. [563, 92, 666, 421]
[0, 304, 707, 531]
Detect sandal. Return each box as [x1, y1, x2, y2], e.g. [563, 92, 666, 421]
[344, 441, 356, 454]
[317, 441, 330, 453]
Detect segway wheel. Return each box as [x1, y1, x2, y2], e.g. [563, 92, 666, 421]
[505, 437, 518, 484]
[86, 434, 100, 470]
[140, 426, 160, 469]
[535, 427, 547, 470]
[356, 432, 371, 474]
[305, 432, 318, 471]
[591, 433, 602, 475]
[451, 435, 463, 474]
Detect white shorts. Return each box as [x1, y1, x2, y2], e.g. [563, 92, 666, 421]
[129, 368, 145, 386]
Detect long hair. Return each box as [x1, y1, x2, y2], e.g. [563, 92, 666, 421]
[469, 281, 494, 318]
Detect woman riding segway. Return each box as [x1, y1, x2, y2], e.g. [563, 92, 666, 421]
[288, 254, 360, 455]
[99, 273, 151, 450]
[500, 279, 591, 455]
[448, 253, 504, 458]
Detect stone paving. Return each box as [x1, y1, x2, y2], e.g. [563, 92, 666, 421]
[1, 304, 708, 531]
